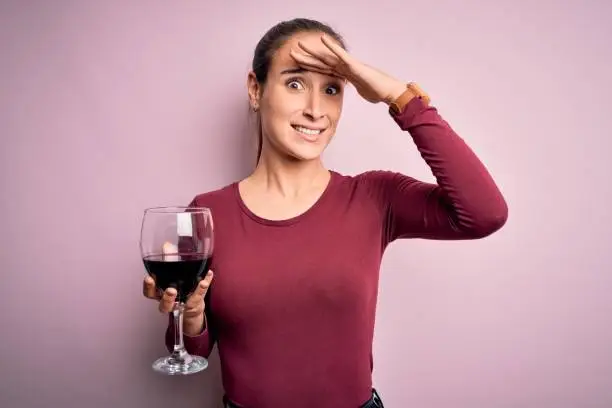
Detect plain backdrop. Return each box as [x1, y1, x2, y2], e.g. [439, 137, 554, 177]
[1, 1, 611, 407]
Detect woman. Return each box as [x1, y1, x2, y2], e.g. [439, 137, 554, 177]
[143, 18, 508, 408]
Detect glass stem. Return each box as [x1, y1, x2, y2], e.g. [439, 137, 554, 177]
[171, 302, 192, 364]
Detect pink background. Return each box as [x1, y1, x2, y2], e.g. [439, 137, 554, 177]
[1, 1, 611, 407]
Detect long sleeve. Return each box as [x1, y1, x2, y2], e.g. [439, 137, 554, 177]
[173, 157, 504, 405]
[165, 288, 216, 358]
[164, 198, 216, 357]
[362, 97, 508, 244]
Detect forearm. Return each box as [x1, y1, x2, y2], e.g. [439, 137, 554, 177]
[393, 98, 508, 236]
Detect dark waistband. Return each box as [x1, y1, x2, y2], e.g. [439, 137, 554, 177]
[224, 388, 383, 408]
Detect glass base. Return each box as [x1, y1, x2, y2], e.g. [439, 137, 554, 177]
[152, 354, 208, 375]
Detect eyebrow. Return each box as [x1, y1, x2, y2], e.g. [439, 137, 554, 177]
[280, 66, 346, 81]
[280, 67, 306, 75]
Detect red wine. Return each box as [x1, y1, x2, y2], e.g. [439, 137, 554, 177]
[143, 254, 211, 303]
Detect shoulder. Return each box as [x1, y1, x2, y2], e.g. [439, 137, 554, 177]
[332, 169, 432, 210]
[329, 170, 401, 211]
[333, 169, 415, 195]
[353, 170, 405, 184]
[188, 181, 236, 209]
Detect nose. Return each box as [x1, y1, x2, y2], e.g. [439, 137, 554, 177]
[302, 91, 324, 120]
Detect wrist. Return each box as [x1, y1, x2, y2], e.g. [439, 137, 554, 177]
[387, 82, 431, 115]
[183, 312, 206, 336]
[383, 81, 409, 105]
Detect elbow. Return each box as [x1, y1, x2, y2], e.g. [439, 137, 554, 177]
[470, 212, 508, 238]
[461, 201, 509, 239]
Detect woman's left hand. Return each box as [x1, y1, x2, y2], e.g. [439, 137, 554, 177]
[290, 34, 407, 104]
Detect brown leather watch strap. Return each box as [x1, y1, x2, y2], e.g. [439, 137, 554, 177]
[388, 82, 430, 115]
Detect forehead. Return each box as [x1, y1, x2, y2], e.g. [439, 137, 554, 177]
[269, 31, 336, 73]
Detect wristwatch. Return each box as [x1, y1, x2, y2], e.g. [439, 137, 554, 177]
[388, 82, 431, 115]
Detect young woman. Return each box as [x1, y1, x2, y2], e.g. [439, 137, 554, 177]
[143, 18, 508, 408]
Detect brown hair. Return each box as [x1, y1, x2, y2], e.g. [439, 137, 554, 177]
[250, 18, 347, 164]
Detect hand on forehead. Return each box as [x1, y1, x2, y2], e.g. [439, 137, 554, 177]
[274, 32, 346, 79]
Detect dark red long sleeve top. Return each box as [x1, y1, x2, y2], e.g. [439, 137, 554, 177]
[165, 97, 508, 407]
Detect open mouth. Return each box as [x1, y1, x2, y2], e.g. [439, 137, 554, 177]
[292, 125, 324, 136]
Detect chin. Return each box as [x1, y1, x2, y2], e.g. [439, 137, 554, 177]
[286, 146, 325, 162]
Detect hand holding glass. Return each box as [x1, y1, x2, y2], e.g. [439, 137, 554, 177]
[140, 206, 214, 375]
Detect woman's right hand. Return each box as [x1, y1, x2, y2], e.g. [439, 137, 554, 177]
[142, 270, 214, 335]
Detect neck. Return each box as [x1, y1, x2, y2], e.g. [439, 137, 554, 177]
[249, 153, 330, 198]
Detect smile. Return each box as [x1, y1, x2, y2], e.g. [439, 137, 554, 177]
[292, 125, 323, 136]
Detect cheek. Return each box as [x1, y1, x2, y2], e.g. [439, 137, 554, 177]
[325, 99, 343, 126]
[263, 92, 298, 123]
[259, 106, 293, 146]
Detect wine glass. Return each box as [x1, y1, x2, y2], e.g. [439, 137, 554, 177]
[140, 206, 214, 375]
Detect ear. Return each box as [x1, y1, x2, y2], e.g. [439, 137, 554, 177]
[247, 71, 262, 111]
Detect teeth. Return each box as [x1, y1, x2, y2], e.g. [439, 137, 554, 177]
[294, 126, 321, 136]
